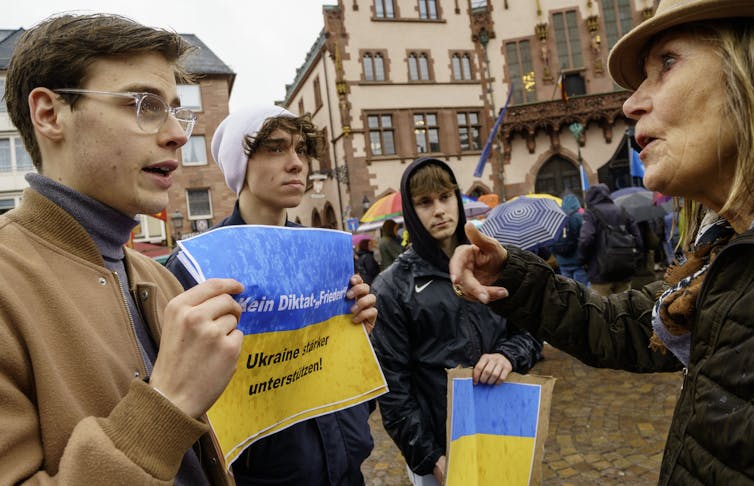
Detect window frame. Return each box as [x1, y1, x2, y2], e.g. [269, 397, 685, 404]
[456, 111, 482, 152]
[362, 51, 387, 82]
[418, 0, 439, 20]
[407, 51, 433, 82]
[505, 39, 537, 105]
[552, 10, 584, 70]
[367, 113, 396, 157]
[450, 51, 475, 81]
[413, 112, 440, 154]
[374, 0, 396, 18]
[0, 77, 6, 113]
[0, 193, 22, 215]
[132, 213, 167, 243]
[601, 0, 634, 50]
[0, 136, 34, 173]
[186, 188, 214, 220]
[177, 84, 202, 112]
[313, 77, 323, 110]
[180, 135, 208, 166]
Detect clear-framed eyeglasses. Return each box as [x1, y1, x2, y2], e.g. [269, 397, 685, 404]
[53, 88, 196, 137]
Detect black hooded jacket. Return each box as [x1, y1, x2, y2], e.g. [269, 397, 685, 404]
[578, 184, 643, 283]
[371, 158, 543, 475]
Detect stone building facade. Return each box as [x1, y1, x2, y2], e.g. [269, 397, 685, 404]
[283, 0, 657, 230]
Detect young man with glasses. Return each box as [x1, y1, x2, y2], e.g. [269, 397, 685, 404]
[165, 105, 377, 485]
[1, 13, 240, 484]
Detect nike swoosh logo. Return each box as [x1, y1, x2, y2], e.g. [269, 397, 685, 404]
[415, 280, 433, 293]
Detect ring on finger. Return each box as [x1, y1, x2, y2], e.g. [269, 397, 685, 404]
[453, 284, 464, 297]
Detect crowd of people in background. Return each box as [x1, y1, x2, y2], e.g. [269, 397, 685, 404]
[2, 1, 752, 484]
[357, 185, 674, 298]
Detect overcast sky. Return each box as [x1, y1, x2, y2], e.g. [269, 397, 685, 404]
[4, 0, 336, 111]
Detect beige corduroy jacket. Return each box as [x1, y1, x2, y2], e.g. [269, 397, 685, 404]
[0, 188, 232, 485]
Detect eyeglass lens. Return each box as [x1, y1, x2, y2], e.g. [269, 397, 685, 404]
[137, 93, 195, 136]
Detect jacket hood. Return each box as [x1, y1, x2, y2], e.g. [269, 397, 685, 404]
[561, 194, 582, 215]
[400, 157, 467, 272]
[585, 184, 614, 208]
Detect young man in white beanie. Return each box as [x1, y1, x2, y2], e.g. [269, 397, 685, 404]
[165, 106, 376, 485]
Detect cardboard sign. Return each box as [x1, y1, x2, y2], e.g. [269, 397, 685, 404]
[445, 369, 555, 485]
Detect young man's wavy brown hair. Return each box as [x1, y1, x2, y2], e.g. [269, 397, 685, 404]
[243, 114, 324, 162]
[408, 163, 458, 198]
[5, 13, 194, 171]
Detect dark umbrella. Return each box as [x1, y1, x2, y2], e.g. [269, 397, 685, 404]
[611, 186, 647, 198]
[611, 188, 667, 222]
[480, 197, 567, 251]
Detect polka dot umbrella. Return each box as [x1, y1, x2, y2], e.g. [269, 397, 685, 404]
[480, 196, 567, 251]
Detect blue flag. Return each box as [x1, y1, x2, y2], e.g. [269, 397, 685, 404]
[629, 146, 645, 178]
[473, 88, 514, 178]
[580, 163, 590, 192]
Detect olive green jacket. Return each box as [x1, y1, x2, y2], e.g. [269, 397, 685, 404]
[491, 239, 754, 485]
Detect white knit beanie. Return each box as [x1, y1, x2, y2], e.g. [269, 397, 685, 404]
[211, 105, 296, 195]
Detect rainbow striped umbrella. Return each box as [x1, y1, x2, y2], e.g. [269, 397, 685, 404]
[361, 192, 491, 223]
[361, 192, 402, 223]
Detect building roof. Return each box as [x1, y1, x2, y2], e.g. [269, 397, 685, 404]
[180, 33, 234, 76]
[284, 29, 326, 104]
[0, 29, 23, 69]
[0, 29, 234, 86]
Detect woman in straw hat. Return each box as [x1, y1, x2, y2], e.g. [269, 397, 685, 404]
[449, 0, 754, 483]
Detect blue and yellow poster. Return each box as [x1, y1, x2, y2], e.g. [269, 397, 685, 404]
[177, 225, 388, 466]
[445, 370, 555, 485]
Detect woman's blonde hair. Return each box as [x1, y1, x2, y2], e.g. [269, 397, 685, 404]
[670, 20, 754, 247]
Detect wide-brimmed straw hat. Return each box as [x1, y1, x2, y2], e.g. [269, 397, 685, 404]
[608, 0, 754, 91]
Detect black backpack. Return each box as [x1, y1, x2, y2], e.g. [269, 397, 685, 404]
[552, 213, 579, 256]
[589, 207, 639, 280]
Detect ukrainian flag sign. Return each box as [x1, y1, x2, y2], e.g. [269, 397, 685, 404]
[177, 225, 388, 467]
[445, 369, 555, 485]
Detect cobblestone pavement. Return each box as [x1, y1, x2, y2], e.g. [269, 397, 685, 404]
[361, 343, 682, 485]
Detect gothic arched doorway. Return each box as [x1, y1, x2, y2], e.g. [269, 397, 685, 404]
[311, 208, 322, 228]
[535, 155, 581, 198]
[323, 203, 338, 229]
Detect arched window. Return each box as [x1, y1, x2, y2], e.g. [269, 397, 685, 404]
[375, 0, 395, 18]
[451, 53, 473, 81]
[408, 54, 419, 80]
[311, 209, 323, 228]
[461, 54, 472, 80]
[418, 0, 438, 19]
[374, 54, 385, 80]
[408, 52, 430, 81]
[363, 53, 375, 80]
[363, 52, 386, 81]
[418, 54, 429, 80]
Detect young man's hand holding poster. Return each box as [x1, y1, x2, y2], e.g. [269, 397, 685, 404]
[178, 225, 387, 466]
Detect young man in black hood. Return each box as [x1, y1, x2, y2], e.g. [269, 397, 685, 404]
[370, 158, 543, 485]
